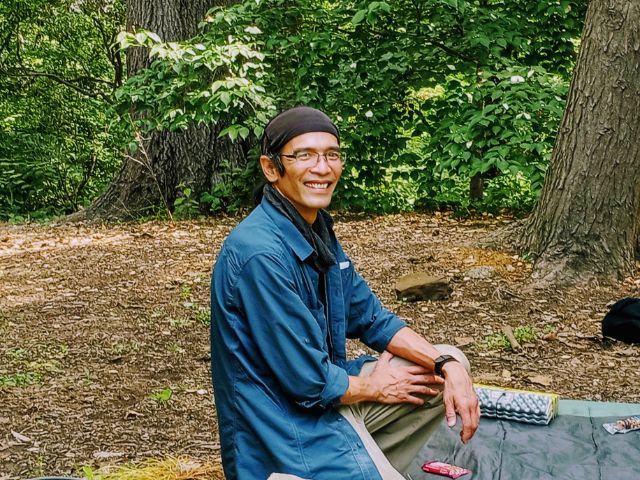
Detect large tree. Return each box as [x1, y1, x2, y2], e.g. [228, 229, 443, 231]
[522, 0, 640, 284]
[84, 0, 246, 220]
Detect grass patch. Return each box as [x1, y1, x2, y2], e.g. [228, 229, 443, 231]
[149, 387, 173, 403]
[483, 326, 539, 351]
[81, 457, 224, 480]
[0, 371, 42, 387]
[484, 333, 511, 351]
[109, 341, 140, 356]
[192, 307, 210, 326]
[514, 325, 537, 343]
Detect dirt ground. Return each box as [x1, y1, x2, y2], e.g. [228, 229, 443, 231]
[1, 213, 639, 479]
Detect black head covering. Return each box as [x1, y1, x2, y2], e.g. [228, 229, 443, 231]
[254, 105, 340, 201]
[261, 106, 340, 165]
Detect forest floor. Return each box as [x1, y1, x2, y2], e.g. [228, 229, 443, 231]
[1, 213, 639, 479]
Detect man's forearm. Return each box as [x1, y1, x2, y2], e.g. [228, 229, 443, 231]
[385, 326, 442, 372]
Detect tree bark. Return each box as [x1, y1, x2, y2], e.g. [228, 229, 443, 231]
[522, 0, 640, 285]
[83, 0, 245, 220]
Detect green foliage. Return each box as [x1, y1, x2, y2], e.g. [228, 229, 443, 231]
[149, 387, 173, 403]
[200, 158, 261, 214]
[484, 333, 511, 351]
[173, 183, 201, 219]
[0, 0, 128, 220]
[423, 65, 567, 200]
[514, 325, 537, 343]
[2, 0, 587, 217]
[0, 371, 42, 388]
[111, 0, 583, 214]
[112, 25, 274, 136]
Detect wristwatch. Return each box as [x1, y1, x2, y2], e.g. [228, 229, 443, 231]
[434, 354, 459, 376]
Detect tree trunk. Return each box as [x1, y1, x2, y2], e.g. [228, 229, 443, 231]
[84, 0, 245, 220]
[470, 174, 484, 202]
[522, 0, 640, 285]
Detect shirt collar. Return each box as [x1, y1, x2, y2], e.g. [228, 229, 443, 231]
[261, 198, 315, 262]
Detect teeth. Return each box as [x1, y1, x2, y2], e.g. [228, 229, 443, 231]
[306, 183, 329, 189]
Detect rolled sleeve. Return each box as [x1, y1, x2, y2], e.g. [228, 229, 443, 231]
[236, 253, 349, 409]
[344, 266, 407, 352]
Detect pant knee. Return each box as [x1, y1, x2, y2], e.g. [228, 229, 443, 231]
[434, 344, 471, 374]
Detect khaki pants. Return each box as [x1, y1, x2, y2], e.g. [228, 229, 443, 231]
[270, 345, 470, 480]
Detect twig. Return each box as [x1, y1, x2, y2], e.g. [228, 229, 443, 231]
[126, 131, 174, 221]
[501, 325, 521, 350]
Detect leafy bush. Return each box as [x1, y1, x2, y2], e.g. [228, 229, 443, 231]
[423, 65, 567, 197]
[200, 158, 262, 214]
[1, 0, 587, 218]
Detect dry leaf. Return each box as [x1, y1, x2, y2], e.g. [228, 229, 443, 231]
[454, 336, 475, 347]
[11, 431, 31, 443]
[528, 375, 552, 387]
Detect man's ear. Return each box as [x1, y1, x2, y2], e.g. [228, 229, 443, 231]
[260, 155, 280, 182]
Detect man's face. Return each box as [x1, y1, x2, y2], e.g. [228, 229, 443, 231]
[261, 131, 342, 224]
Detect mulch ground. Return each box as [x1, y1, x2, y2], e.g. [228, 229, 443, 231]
[1, 212, 639, 479]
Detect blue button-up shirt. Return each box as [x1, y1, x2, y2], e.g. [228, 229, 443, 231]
[210, 199, 406, 480]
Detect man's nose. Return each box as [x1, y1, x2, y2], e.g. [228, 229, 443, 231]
[310, 154, 332, 173]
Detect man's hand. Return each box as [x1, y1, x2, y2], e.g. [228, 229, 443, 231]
[368, 351, 443, 405]
[441, 361, 480, 443]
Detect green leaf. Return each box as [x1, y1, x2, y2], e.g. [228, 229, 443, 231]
[352, 10, 367, 25]
[220, 92, 231, 106]
[238, 127, 250, 139]
[245, 26, 262, 34]
[147, 32, 162, 43]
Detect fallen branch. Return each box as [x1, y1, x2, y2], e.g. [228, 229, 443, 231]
[501, 325, 521, 350]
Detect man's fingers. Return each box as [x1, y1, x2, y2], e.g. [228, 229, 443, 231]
[414, 385, 440, 396]
[404, 394, 426, 406]
[404, 365, 430, 375]
[457, 399, 481, 443]
[459, 410, 480, 443]
[406, 373, 444, 386]
[444, 395, 457, 427]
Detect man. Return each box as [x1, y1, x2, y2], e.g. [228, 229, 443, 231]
[210, 106, 479, 480]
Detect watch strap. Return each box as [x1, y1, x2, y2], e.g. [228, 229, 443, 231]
[434, 354, 458, 376]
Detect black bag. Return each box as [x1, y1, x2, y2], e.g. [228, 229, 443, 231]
[602, 297, 640, 343]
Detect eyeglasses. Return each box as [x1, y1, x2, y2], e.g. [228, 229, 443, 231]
[279, 150, 345, 166]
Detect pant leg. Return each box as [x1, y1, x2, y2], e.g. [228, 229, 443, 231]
[347, 345, 471, 474]
[271, 345, 470, 480]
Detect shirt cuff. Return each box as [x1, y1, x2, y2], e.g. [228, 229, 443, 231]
[299, 363, 349, 409]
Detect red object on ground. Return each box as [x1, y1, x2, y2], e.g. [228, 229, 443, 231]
[422, 460, 472, 478]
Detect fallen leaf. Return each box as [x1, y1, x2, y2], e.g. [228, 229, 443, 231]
[454, 336, 475, 347]
[11, 431, 31, 443]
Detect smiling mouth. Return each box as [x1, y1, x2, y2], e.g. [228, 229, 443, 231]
[305, 182, 330, 190]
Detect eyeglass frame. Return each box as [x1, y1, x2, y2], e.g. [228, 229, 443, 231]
[277, 149, 346, 166]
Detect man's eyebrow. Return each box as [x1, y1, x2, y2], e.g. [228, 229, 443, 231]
[291, 146, 341, 153]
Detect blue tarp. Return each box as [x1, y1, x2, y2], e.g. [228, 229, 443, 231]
[407, 401, 640, 480]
